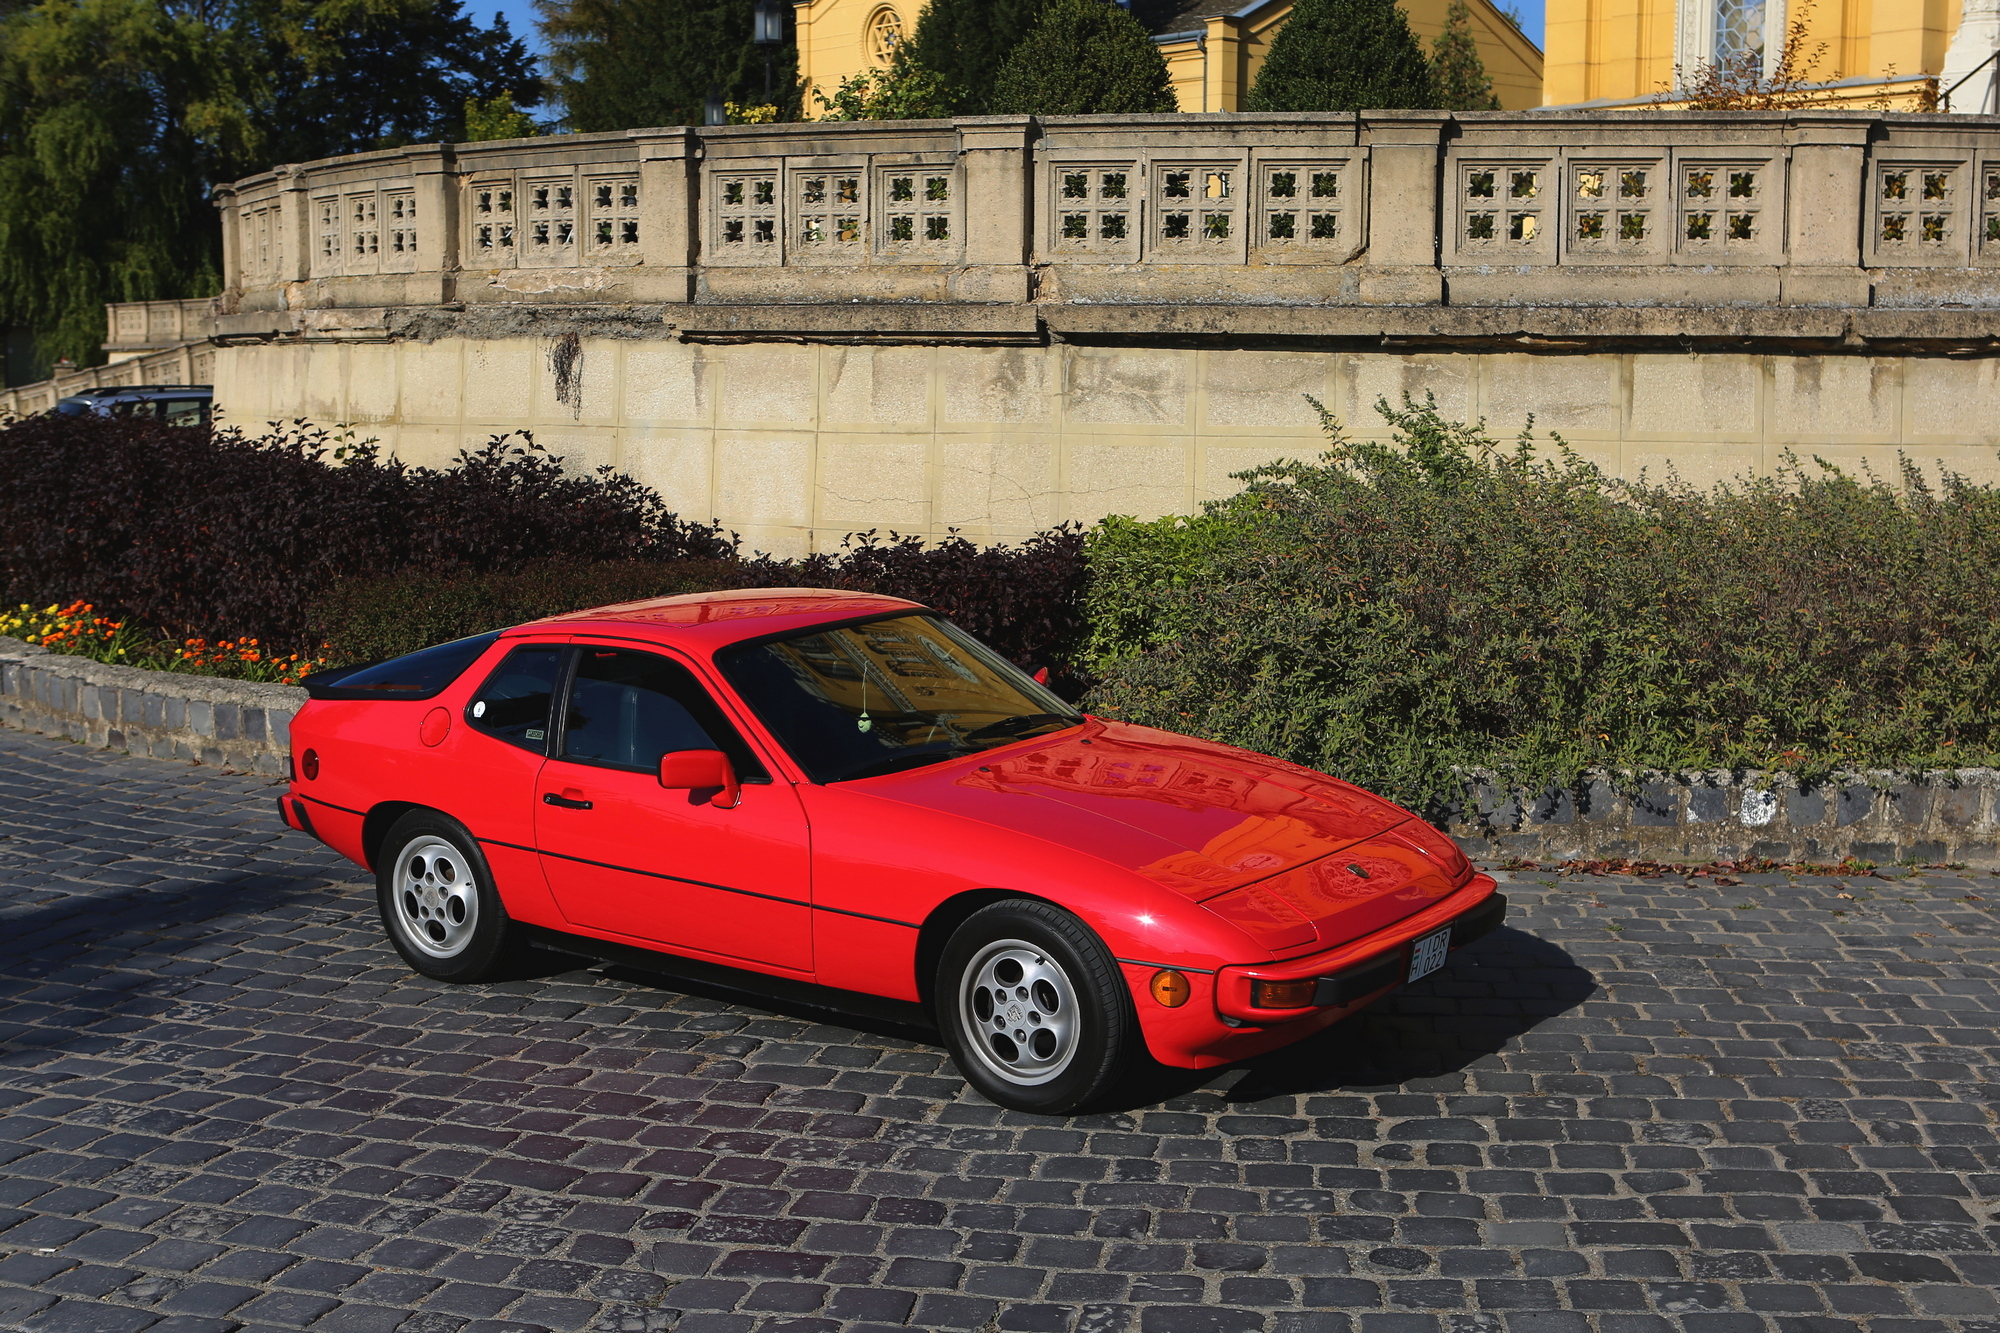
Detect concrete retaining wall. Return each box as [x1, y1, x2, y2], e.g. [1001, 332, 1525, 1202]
[0, 637, 304, 776]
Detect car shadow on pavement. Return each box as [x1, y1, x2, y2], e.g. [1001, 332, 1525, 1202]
[1084, 926, 1598, 1112]
[1221, 925, 1596, 1100]
[0, 834, 1591, 1119]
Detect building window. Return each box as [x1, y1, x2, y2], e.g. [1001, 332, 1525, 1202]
[867, 7, 902, 66]
[1712, 0, 1765, 63]
[1677, 0, 1775, 80]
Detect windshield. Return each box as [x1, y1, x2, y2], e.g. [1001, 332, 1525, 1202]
[718, 614, 1082, 783]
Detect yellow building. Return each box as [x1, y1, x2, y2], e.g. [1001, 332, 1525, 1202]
[792, 0, 1547, 113]
[1544, 0, 2000, 112]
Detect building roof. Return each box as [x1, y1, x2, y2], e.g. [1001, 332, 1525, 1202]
[1143, 0, 1275, 37]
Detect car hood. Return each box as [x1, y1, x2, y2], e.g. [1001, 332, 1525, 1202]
[877, 718, 1410, 901]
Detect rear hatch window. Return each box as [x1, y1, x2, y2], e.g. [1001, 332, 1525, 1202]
[305, 631, 503, 701]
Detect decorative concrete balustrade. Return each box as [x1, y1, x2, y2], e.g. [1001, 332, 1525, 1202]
[210, 110, 2000, 344]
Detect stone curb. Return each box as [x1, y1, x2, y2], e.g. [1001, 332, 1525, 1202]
[0, 635, 304, 777]
[1444, 768, 2000, 869]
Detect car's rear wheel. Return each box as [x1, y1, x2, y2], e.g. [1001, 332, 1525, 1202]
[375, 810, 516, 982]
[936, 899, 1141, 1115]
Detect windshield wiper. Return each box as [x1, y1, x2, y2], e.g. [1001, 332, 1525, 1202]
[837, 748, 970, 782]
[962, 713, 1083, 742]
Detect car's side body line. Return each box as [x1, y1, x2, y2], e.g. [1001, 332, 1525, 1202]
[475, 834, 923, 928]
[1114, 958, 1218, 976]
[296, 793, 365, 818]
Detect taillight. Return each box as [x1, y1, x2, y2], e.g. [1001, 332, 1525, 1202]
[302, 749, 320, 780]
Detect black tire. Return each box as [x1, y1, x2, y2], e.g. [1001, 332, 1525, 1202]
[936, 899, 1142, 1115]
[375, 810, 517, 983]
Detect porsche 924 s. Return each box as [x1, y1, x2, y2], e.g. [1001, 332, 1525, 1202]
[279, 589, 1503, 1113]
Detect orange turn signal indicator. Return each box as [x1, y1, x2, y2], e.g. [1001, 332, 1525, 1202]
[1150, 969, 1191, 1007]
[1251, 978, 1319, 1009]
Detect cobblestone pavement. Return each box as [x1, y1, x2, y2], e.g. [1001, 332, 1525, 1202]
[0, 726, 1998, 1333]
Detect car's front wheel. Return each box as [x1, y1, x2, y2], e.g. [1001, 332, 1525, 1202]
[375, 810, 516, 983]
[936, 899, 1142, 1115]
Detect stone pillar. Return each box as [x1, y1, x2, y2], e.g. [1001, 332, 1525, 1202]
[954, 116, 1033, 304]
[277, 165, 313, 288]
[408, 145, 457, 305]
[213, 186, 242, 311]
[632, 127, 700, 303]
[1359, 112, 1449, 305]
[1783, 114, 1871, 307]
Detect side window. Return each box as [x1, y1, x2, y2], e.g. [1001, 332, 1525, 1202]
[466, 644, 566, 753]
[561, 648, 769, 782]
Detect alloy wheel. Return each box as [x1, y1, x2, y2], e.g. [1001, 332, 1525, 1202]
[957, 938, 1081, 1087]
[392, 835, 479, 959]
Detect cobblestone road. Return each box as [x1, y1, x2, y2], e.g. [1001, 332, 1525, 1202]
[0, 725, 1997, 1333]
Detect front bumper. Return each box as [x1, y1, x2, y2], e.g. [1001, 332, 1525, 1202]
[1214, 875, 1504, 1023]
[1126, 875, 1506, 1069]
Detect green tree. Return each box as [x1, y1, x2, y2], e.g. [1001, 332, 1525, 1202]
[989, 0, 1178, 115]
[537, 0, 801, 132]
[1245, 0, 1436, 113]
[900, 0, 1053, 115]
[0, 0, 539, 376]
[1431, 0, 1499, 111]
[465, 92, 540, 140]
[811, 53, 952, 120]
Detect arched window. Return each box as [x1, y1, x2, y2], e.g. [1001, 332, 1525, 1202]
[867, 6, 903, 66]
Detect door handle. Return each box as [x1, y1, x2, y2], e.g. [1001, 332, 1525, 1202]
[543, 791, 593, 810]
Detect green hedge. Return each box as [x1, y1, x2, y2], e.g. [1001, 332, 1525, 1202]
[1082, 396, 2000, 808]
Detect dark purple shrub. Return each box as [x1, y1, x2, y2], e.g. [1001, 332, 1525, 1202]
[0, 414, 732, 645]
[741, 527, 1089, 681]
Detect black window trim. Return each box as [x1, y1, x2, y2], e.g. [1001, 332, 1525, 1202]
[304, 630, 509, 702]
[462, 638, 574, 757]
[550, 639, 774, 784]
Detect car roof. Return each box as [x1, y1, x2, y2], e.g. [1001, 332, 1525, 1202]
[523, 586, 929, 651]
[62, 385, 211, 399]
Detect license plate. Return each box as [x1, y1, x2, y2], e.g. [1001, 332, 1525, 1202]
[1407, 928, 1451, 984]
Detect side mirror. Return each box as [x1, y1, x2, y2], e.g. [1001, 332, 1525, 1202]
[659, 749, 741, 809]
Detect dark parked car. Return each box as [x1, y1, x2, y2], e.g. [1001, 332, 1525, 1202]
[53, 384, 212, 427]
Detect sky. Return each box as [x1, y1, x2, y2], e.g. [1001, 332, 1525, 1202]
[477, 0, 1548, 62]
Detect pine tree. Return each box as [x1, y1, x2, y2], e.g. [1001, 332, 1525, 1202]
[989, 0, 1178, 115]
[537, 0, 801, 132]
[901, 0, 1056, 115]
[1431, 0, 1499, 111]
[1245, 0, 1437, 113]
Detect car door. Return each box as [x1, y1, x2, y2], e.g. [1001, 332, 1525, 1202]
[533, 641, 814, 973]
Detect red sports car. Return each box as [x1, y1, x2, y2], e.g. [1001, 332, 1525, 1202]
[280, 589, 1502, 1114]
